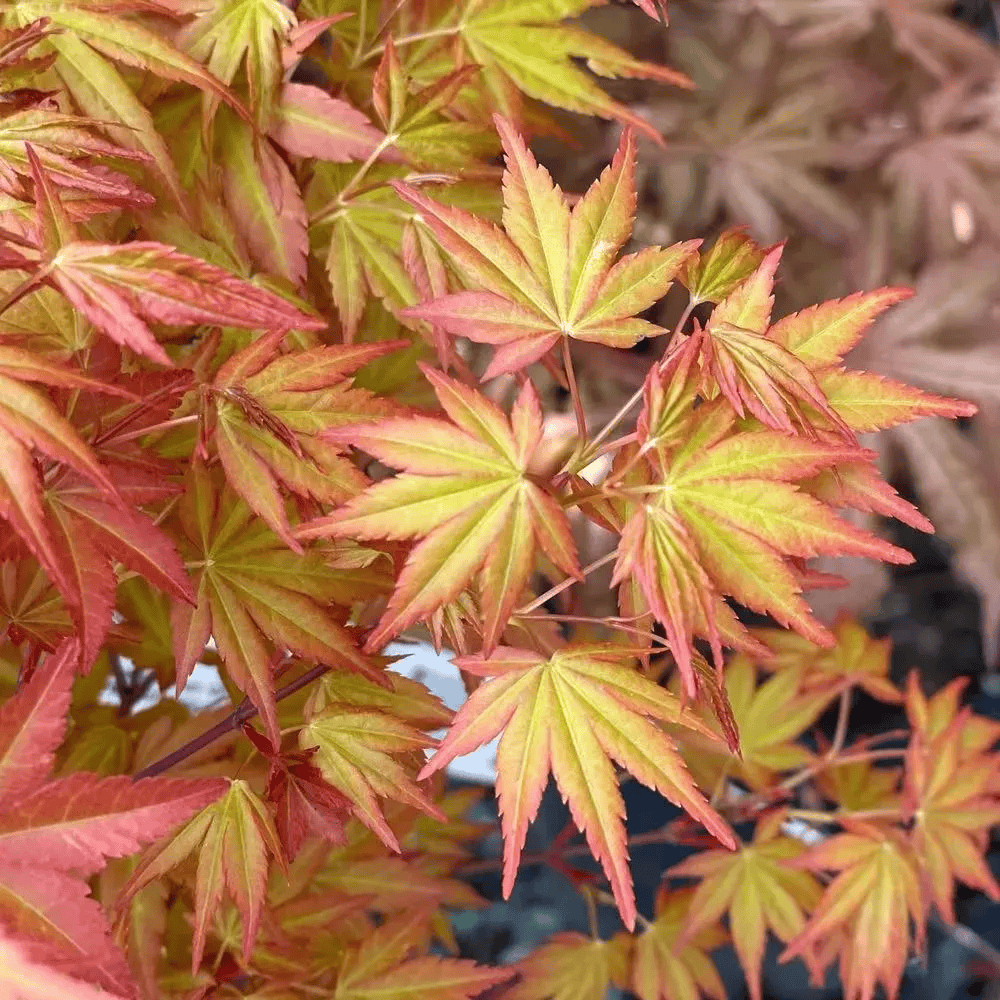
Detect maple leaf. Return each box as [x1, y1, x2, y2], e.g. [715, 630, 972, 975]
[420, 644, 735, 929]
[241, 725, 350, 861]
[395, 120, 699, 380]
[395, 0, 690, 139]
[648, 26, 859, 245]
[668, 811, 823, 1000]
[333, 912, 510, 1000]
[16, 146, 324, 365]
[627, 886, 727, 1000]
[782, 823, 925, 1000]
[680, 227, 771, 307]
[209, 331, 404, 549]
[299, 703, 444, 854]
[624, 351, 911, 695]
[171, 464, 376, 747]
[676, 654, 830, 794]
[0, 929, 125, 1000]
[901, 672, 1000, 922]
[122, 778, 282, 972]
[372, 40, 497, 172]
[299, 367, 580, 654]
[0, 109, 153, 211]
[756, 615, 901, 704]
[0, 641, 224, 993]
[505, 932, 630, 1000]
[177, 0, 295, 128]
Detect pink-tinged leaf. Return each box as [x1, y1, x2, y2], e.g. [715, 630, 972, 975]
[681, 227, 770, 305]
[769, 288, 914, 369]
[0, 929, 129, 1000]
[310, 370, 578, 652]
[0, 435, 67, 596]
[0, 866, 135, 995]
[171, 577, 213, 695]
[205, 576, 281, 748]
[220, 110, 308, 286]
[0, 640, 76, 800]
[45, 241, 323, 365]
[567, 127, 638, 318]
[819, 370, 977, 432]
[269, 83, 386, 162]
[0, 373, 114, 494]
[54, 493, 195, 604]
[41, 7, 248, 124]
[710, 244, 784, 334]
[802, 462, 935, 534]
[47, 503, 116, 672]
[0, 773, 226, 873]
[422, 646, 733, 929]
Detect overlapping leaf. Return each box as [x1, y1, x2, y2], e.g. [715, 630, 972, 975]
[668, 811, 823, 1000]
[409, 0, 691, 138]
[0, 641, 224, 993]
[395, 119, 698, 379]
[332, 912, 510, 1000]
[782, 824, 925, 1000]
[627, 887, 727, 1000]
[299, 367, 580, 653]
[506, 932, 629, 1000]
[209, 331, 404, 549]
[300, 703, 444, 854]
[121, 778, 281, 971]
[171, 465, 375, 746]
[622, 351, 911, 695]
[420, 644, 735, 929]
[20, 148, 324, 366]
[902, 672, 1000, 921]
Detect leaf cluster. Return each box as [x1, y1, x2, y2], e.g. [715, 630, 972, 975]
[0, 4, 997, 1000]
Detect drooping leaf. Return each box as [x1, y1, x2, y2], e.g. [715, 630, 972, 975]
[420, 644, 735, 929]
[668, 811, 823, 1000]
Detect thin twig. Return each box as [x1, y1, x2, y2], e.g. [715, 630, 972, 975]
[132, 664, 329, 780]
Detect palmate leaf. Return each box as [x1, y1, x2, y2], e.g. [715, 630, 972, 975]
[300, 367, 580, 653]
[0, 109, 152, 210]
[177, 0, 295, 128]
[0, 641, 224, 993]
[675, 655, 831, 794]
[20, 146, 325, 365]
[333, 913, 510, 1000]
[43, 477, 194, 671]
[505, 932, 629, 1000]
[121, 778, 282, 972]
[172, 465, 376, 747]
[408, 0, 691, 139]
[627, 887, 727, 1000]
[395, 120, 698, 379]
[782, 824, 925, 1000]
[300, 706, 444, 853]
[372, 40, 498, 172]
[420, 644, 735, 929]
[624, 359, 912, 696]
[210, 331, 404, 550]
[667, 811, 823, 1000]
[901, 673, 1000, 922]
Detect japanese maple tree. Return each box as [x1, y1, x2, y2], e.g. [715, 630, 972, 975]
[0, 3, 997, 1000]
